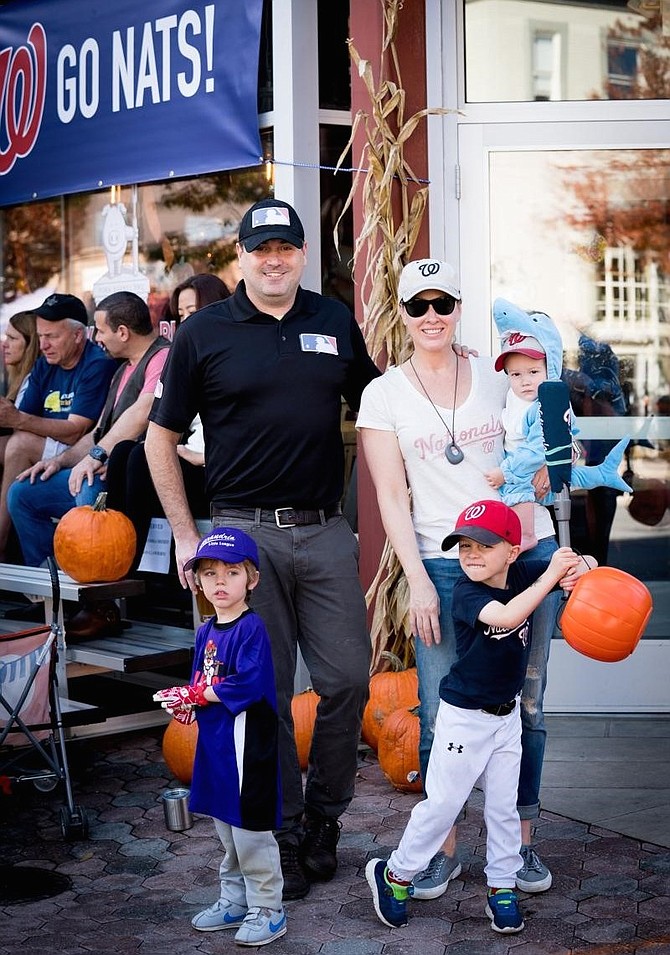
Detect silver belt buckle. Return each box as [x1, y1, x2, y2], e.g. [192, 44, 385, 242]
[274, 508, 296, 528]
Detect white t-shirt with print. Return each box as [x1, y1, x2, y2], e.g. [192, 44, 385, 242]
[357, 356, 553, 559]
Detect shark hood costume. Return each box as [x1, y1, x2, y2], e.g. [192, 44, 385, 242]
[492, 298, 631, 503]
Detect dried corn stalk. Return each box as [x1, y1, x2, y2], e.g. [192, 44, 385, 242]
[336, 0, 453, 673]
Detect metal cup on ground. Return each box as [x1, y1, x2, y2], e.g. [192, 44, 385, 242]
[162, 788, 193, 831]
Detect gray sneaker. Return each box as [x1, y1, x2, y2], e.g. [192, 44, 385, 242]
[191, 898, 247, 931]
[412, 851, 462, 900]
[515, 844, 553, 893]
[234, 906, 287, 947]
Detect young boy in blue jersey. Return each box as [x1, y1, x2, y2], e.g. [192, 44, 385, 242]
[154, 527, 286, 947]
[366, 500, 595, 935]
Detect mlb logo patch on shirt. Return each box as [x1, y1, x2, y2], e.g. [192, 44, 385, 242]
[300, 333, 339, 355]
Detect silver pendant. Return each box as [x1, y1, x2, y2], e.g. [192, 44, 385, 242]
[445, 443, 464, 465]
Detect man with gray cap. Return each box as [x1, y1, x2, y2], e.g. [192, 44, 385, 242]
[0, 292, 116, 560]
[146, 197, 380, 902]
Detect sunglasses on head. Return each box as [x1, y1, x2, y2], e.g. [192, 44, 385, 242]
[403, 295, 458, 318]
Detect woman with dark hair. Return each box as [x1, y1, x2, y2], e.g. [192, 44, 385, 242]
[106, 274, 231, 574]
[170, 273, 229, 326]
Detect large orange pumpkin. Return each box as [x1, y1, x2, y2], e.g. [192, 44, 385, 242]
[377, 706, 422, 794]
[54, 492, 136, 583]
[561, 566, 653, 663]
[291, 688, 320, 770]
[361, 668, 419, 752]
[162, 717, 199, 784]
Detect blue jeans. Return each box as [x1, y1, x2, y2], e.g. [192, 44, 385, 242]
[416, 558, 464, 783]
[517, 536, 560, 819]
[417, 537, 559, 819]
[7, 470, 104, 566]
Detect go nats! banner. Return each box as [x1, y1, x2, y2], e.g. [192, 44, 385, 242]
[0, 0, 264, 206]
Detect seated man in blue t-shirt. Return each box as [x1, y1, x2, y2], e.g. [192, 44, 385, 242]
[0, 293, 116, 560]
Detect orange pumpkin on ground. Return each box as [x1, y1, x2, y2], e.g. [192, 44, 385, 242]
[561, 566, 653, 663]
[54, 491, 136, 583]
[377, 706, 422, 794]
[162, 717, 199, 785]
[291, 688, 320, 770]
[361, 667, 419, 752]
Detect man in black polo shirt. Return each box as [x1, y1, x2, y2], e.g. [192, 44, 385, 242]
[146, 198, 380, 903]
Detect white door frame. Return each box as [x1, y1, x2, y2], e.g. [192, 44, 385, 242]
[424, 0, 670, 713]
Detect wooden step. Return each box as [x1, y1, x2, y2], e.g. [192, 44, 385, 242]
[65, 620, 194, 673]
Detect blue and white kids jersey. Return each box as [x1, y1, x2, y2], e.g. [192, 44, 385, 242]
[189, 610, 281, 832]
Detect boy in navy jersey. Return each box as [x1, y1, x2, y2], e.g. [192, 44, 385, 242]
[366, 500, 595, 935]
[154, 527, 286, 947]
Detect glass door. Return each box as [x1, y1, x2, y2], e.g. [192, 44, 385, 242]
[457, 122, 669, 711]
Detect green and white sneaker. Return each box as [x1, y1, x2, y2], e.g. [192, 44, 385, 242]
[486, 889, 524, 933]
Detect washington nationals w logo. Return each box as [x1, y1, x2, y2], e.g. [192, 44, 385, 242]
[0, 23, 47, 175]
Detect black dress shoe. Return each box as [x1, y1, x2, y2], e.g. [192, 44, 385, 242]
[278, 841, 310, 900]
[300, 813, 341, 881]
[65, 600, 122, 642]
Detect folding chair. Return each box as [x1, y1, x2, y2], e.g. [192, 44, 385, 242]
[0, 558, 88, 840]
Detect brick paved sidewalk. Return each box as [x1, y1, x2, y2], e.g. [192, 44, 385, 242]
[1, 728, 669, 954]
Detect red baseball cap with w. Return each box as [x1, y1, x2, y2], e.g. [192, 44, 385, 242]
[441, 499, 522, 552]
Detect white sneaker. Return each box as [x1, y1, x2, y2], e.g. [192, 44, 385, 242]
[234, 906, 287, 947]
[191, 898, 247, 931]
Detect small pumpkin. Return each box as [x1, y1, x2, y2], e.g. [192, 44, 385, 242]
[561, 566, 653, 663]
[54, 491, 137, 583]
[361, 667, 419, 752]
[377, 706, 422, 793]
[162, 717, 199, 785]
[291, 688, 320, 770]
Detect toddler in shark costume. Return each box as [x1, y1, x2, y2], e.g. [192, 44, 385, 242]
[486, 299, 630, 551]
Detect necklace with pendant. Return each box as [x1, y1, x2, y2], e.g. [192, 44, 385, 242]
[409, 355, 465, 465]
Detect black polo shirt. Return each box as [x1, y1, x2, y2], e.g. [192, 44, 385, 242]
[149, 282, 380, 510]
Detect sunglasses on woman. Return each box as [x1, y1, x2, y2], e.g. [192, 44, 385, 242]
[403, 295, 458, 318]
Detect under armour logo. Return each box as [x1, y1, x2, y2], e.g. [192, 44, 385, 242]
[446, 742, 464, 753]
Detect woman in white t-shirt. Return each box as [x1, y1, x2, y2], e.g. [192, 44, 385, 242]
[357, 259, 558, 900]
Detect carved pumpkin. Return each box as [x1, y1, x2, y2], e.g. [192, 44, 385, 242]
[361, 667, 419, 752]
[54, 492, 136, 583]
[377, 706, 422, 793]
[162, 717, 199, 785]
[561, 566, 653, 663]
[291, 688, 320, 770]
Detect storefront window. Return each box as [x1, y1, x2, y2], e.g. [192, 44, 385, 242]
[0, 154, 272, 356]
[465, 0, 670, 103]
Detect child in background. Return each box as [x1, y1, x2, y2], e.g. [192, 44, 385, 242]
[366, 500, 595, 935]
[154, 527, 286, 948]
[486, 328, 630, 552]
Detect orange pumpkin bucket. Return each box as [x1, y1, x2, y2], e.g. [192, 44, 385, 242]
[560, 566, 653, 663]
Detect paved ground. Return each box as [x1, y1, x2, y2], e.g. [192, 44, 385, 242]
[2, 726, 670, 955]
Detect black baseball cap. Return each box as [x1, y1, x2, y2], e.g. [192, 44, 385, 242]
[238, 198, 305, 252]
[28, 293, 89, 325]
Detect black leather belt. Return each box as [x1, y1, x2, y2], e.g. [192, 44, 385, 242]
[211, 505, 342, 528]
[481, 700, 516, 717]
